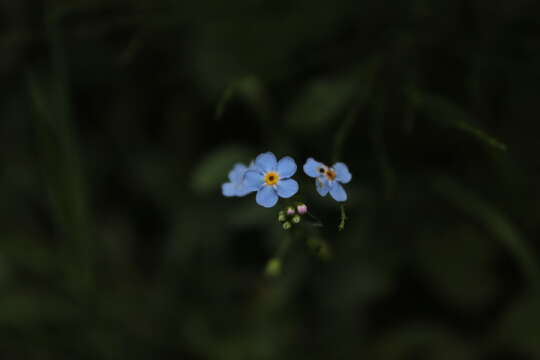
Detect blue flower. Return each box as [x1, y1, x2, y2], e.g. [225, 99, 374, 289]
[244, 152, 299, 208]
[303, 158, 351, 202]
[222, 163, 254, 197]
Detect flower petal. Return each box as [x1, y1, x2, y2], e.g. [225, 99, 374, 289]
[316, 177, 330, 196]
[330, 182, 347, 202]
[235, 183, 254, 197]
[222, 182, 236, 197]
[255, 152, 277, 173]
[276, 179, 298, 198]
[333, 162, 351, 184]
[304, 158, 325, 178]
[228, 163, 247, 183]
[276, 156, 297, 178]
[243, 170, 264, 191]
[256, 186, 279, 208]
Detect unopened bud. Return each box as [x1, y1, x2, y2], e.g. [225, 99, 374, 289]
[292, 215, 301, 224]
[297, 204, 308, 215]
[278, 211, 286, 222]
[286, 207, 295, 216]
[282, 221, 292, 230]
[265, 258, 281, 277]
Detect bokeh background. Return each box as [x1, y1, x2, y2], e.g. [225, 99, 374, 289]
[2, 0, 540, 358]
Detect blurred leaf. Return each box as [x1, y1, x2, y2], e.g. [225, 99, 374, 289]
[415, 225, 500, 308]
[306, 236, 332, 260]
[286, 58, 379, 134]
[432, 177, 540, 291]
[409, 89, 507, 151]
[191, 145, 253, 194]
[286, 76, 357, 132]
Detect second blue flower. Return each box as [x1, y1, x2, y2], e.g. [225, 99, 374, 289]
[303, 158, 351, 202]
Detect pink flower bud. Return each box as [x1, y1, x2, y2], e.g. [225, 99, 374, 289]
[297, 204, 307, 215]
[286, 207, 295, 216]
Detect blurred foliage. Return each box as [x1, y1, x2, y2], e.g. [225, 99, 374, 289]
[2, 0, 540, 358]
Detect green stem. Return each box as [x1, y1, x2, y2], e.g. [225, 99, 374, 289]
[264, 233, 293, 277]
[338, 204, 347, 231]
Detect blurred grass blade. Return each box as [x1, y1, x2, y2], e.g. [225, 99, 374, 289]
[432, 177, 540, 292]
[28, 73, 94, 297]
[332, 56, 379, 161]
[27, 73, 68, 228]
[26, 12, 94, 296]
[409, 89, 507, 151]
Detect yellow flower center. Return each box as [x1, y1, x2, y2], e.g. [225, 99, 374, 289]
[264, 171, 280, 186]
[325, 169, 337, 181]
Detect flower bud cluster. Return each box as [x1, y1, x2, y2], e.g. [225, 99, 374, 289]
[278, 203, 308, 230]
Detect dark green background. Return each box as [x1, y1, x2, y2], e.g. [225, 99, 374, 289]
[2, 0, 540, 358]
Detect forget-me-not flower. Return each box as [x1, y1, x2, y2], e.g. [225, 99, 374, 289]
[222, 163, 254, 197]
[303, 158, 351, 202]
[244, 152, 299, 208]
